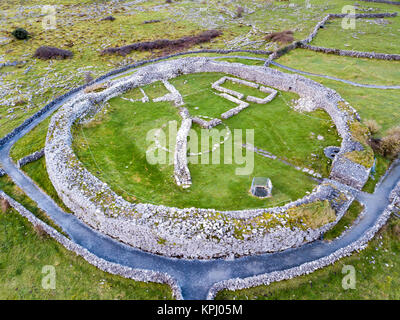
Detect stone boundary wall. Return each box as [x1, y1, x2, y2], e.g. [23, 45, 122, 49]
[0, 149, 45, 177]
[267, 12, 398, 62]
[17, 148, 45, 168]
[44, 57, 367, 259]
[300, 44, 400, 61]
[0, 191, 183, 300]
[207, 192, 399, 299]
[359, 0, 400, 5]
[0, 60, 26, 68]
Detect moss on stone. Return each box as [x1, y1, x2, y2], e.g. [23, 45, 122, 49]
[287, 200, 336, 230]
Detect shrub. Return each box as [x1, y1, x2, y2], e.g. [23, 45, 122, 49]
[368, 137, 382, 153]
[101, 30, 222, 56]
[14, 99, 27, 106]
[364, 119, 381, 135]
[100, 16, 115, 21]
[85, 71, 94, 84]
[34, 224, 48, 239]
[33, 46, 73, 60]
[0, 198, 10, 213]
[236, 6, 244, 18]
[393, 223, 400, 240]
[11, 27, 29, 40]
[380, 127, 400, 158]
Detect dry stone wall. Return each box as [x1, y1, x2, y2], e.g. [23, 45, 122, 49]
[45, 57, 370, 259]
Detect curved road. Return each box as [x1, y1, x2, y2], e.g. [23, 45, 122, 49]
[1, 57, 399, 300]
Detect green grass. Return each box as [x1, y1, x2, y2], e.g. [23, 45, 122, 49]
[0, 206, 173, 299]
[324, 201, 364, 241]
[171, 73, 242, 118]
[218, 57, 266, 66]
[72, 72, 339, 210]
[216, 217, 400, 300]
[312, 16, 400, 54]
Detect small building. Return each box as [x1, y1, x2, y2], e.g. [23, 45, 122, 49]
[250, 177, 273, 198]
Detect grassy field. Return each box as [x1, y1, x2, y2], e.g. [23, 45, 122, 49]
[72, 72, 338, 210]
[1, 0, 400, 300]
[323, 200, 364, 241]
[0, 205, 173, 299]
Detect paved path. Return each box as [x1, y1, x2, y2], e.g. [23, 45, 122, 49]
[1, 56, 400, 299]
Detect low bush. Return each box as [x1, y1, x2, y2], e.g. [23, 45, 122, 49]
[85, 72, 94, 84]
[33, 224, 48, 239]
[33, 46, 73, 60]
[380, 127, 400, 158]
[101, 30, 222, 56]
[236, 6, 244, 18]
[11, 27, 29, 40]
[368, 126, 400, 159]
[265, 30, 294, 44]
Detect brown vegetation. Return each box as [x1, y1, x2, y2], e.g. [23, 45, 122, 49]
[100, 30, 222, 56]
[265, 30, 294, 44]
[84, 72, 94, 84]
[33, 46, 73, 60]
[236, 6, 244, 18]
[33, 224, 48, 239]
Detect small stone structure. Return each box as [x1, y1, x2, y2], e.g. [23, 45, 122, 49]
[250, 177, 272, 198]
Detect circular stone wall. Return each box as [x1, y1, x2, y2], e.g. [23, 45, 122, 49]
[45, 57, 370, 259]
